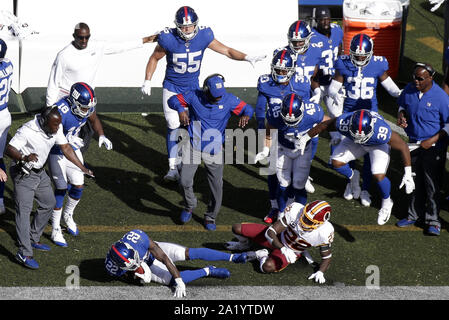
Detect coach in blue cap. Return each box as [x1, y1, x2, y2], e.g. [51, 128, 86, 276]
[396, 62, 449, 235]
[168, 74, 254, 230]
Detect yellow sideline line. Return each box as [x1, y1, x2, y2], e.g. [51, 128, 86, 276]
[0, 224, 423, 233]
[416, 37, 444, 54]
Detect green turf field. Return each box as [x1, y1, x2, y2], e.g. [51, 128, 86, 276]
[1, 0, 449, 289]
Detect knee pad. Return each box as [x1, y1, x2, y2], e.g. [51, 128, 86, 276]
[68, 186, 84, 200]
[55, 189, 67, 208]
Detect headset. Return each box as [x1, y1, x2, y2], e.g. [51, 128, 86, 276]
[414, 62, 435, 77]
[202, 73, 225, 98]
[38, 106, 59, 137]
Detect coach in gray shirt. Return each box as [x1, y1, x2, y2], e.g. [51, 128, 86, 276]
[5, 107, 93, 269]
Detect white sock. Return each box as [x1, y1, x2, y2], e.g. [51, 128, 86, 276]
[168, 158, 177, 170]
[52, 209, 62, 229]
[382, 197, 391, 207]
[63, 197, 80, 218]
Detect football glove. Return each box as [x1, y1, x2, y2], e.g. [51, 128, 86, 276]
[296, 134, 311, 155]
[67, 135, 84, 149]
[254, 146, 270, 164]
[173, 277, 186, 298]
[309, 88, 321, 104]
[429, 0, 445, 12]
[399, 166, 415, 194]
[244, 55, 267, 68]
[134, 261, 152, 283]
[141, 80, 152, 96]
[308, 270, 326, 284]
[99, 135, 113, 150]
[281, 246, 297, 264]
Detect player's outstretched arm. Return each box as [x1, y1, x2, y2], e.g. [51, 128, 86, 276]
[208, 39, 266, 67]
[141, 45, 166, 96]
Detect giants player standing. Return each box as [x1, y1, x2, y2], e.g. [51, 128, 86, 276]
[226, 200, 334, 284]
[141, 6, 266, 181]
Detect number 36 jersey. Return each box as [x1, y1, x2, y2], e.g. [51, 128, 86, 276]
[280, 203, 334, 254]
[336, 110, 392, 146]
[158, 26, 214, 92]
[335, 55, 389, 113]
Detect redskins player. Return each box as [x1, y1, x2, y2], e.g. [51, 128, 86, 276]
[226, 200, 334, 284]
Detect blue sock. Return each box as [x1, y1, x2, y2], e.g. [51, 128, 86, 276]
[278, 186, 288, 212]
[311, 136, 318, 160]
[287, 184, 294, 199]
[170, 269, 208, 285]
[189, 248, 231, 261]
[0, 160, 5, 200]
[267, 174, 278, 201]
[54, 189, 67, 208]
[294, 188, 307, 205]
[376, 177, 391, 199]
[361, 154, 372, 191]
[167, 128, 179, 161]
[334, 164, 353, 180]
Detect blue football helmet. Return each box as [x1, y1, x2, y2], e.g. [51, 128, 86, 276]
[174, 6, 199, 40]
[349, 109, 375, 144]
[69, 82, 96, 118]
[271, 49, 296, 84]
[109, 241, 141, 271]
[287, 20, 312, 54]
[0, 38, 7, 60]
[281, 93, 304, 127]
[349, 34, 374, 68]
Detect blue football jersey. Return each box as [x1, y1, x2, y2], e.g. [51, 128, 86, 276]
[267, 99, 324, 149]
[335, 55, 389, 112]
[0, 59, 13, 111]
[50, 98, 90, 155]
[336, 111, 392, 146]
[255, 73, 311, 121]
[158, 26, 214, 92]
[313, 23, 344, 86]
[104, 229, 155, 277]
[293, 36, 325, 84]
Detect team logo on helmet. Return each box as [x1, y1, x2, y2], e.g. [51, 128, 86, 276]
[299, 200, 331, 231]
[271, 49, 296, 84]
[287, 20, 312, 54]
[349, 33, 374, 68]
[69, 82, 96, 119]
[109, 241, 141, 271]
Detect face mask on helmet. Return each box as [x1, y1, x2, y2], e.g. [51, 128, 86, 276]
[280, 93, 304, 127]
[349, 34, 373, 68]
[271, 49, 296, 84]
[109, 241, 141, 271]
[349, 109, 374, 144]
[299, 200, 331, 231]
[69, 82, 96, 118]
[174, 6, 199, 40]
[287, 21, 312, 54]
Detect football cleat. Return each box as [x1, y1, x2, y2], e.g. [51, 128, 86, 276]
[15, 252, 39, 269]
[231, 252, 248, 264]
[51, 227, 68, 247]
[207, 265, 231, 278]
[427, 225, 441, 236]
[264, 208, 279, 224]
[64, 212, 79, 236]
[180, 209, 192, 224]
[225, 240, 250, 251]
[360, 190, 372, 207]
[350, 169, 361, 199]
[377, 198, 393, 225]
[343, 182, 353, 200]
[396, 218, 416, 228]
[31, 242, 51, 251]
[164, 168, 180, 182]
[305, 176, 315, 193]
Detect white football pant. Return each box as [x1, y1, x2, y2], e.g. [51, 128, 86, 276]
[331, 137, 391, 175]
[163, 88, 181, 130]
[48, 149, 85, 189]
[148, 242, 187, 285]
[276, 143, 313, 189]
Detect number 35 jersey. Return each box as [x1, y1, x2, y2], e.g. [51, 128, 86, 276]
[336, 110, 392, 146]
[335, 55, 389, 113]
[158, 27, 214, 92]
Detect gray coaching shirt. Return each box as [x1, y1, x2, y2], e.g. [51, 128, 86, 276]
[8, 115, 68, 169]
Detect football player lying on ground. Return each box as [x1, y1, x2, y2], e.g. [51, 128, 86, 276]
[105, 229, 249, 297]
[226, 200, 334, 284]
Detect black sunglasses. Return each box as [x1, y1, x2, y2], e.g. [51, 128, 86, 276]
[75, 34, 90, 40]
[412, 74, 429, 82]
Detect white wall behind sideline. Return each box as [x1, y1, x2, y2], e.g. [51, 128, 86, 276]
[11, 0, 298, 93]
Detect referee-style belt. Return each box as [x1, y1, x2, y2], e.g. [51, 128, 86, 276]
[31, 167, 44, 173]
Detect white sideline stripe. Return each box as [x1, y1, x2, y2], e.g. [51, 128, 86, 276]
[1, 286, 449, 300]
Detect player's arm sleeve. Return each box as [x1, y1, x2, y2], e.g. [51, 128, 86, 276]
[168, 93, 189, 113]
[232, 99, 254, 118]
[380, 76, 401, 98]
[46, 54, 64, 106]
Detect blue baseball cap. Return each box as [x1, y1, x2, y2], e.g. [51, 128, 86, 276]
[206, 75, 226, 98]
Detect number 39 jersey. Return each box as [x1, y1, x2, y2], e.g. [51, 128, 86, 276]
[280, 203, 334, 253]
[158, 26, 214, 92]
[335, 55, 389, 112]
[336, 111, 392, 146]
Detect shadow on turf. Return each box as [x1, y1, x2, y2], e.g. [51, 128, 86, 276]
[79, 258, 145, 285]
